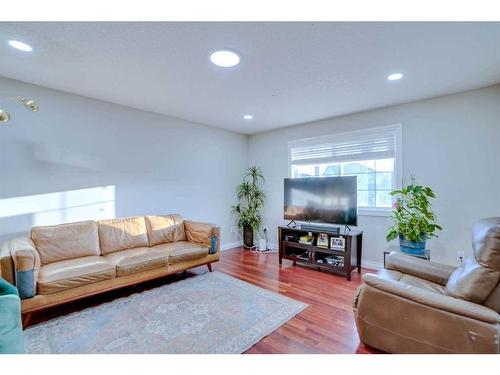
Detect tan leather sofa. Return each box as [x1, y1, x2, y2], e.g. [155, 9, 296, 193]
[0, 214, 220, 323]
[353, 217, 500, 353]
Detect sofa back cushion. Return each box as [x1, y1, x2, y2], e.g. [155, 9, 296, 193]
[444, 256, 500, 303]
[145, 214, 186, 246]
[31, 221, 100, 265]
[472, 217, 500, 271]
[97, 216, 149, 254]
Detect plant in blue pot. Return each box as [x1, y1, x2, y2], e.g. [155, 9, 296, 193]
[386, 177, 442, 255]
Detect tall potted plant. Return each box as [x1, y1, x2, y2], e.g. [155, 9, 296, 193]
[232, 166, 265, 248]
[386, 177, 442, 255]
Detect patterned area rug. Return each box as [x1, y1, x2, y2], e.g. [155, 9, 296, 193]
[24, 271, 307, 353]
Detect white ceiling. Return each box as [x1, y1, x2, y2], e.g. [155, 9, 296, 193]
[1, 22, 500, 135]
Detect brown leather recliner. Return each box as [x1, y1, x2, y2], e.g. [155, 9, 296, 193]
[353, 217, 500, 353]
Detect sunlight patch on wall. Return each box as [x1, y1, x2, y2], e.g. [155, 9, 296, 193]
[0, 186, 115, 228]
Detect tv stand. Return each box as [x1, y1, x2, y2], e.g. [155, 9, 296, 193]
[278, 226, 363, 281]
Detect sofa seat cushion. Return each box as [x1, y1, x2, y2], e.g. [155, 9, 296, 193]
[31, 220, 100, 265]
[37, 256, 115, 295]
[399, 274, 445, 295]
[103, 247, 169, 277]
[154, 241, 209, 264]
[145, 214, 186, 246]
[97, 216, 149, 254]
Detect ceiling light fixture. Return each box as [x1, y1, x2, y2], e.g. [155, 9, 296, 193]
[0, 96, 39, 124]
[210, 50, 240, 68]
[387, 73, 403, 81]
[8, 40, 33, 52]
[243, 115, 253, 120]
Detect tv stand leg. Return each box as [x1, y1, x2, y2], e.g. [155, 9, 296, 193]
[357, 235, 363, 273]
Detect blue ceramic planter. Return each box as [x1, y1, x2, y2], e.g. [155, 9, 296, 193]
[399, 234, 426, 255]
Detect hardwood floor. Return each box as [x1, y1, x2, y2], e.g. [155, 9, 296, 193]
[26, 247, 380, 354]
[216, 248, 380, 354]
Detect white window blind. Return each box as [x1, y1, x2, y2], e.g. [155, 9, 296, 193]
[288, 124, 402, 212]
[289, 126, 397, 166]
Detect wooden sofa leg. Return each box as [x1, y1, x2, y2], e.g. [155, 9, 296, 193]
[207, 263, 213, 272]
[22, 312, 32, 329]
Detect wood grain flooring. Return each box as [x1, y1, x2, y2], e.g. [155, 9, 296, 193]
[26, 247, 380, 354]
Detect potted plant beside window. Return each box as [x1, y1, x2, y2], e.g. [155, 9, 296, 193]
[386, 177, 442, 255]
[232, 166, 265, 248]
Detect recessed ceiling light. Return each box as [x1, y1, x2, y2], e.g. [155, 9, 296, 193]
[387, 73, 403, 81]
[210, 50, 240, 68]
[8, 40, 33, 52]
[243, 115, 253, 120]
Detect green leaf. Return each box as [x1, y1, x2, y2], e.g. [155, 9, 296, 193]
[386, 227, 398, 242]
[389, 190, 403, 196]
[422, 187, 434, 197]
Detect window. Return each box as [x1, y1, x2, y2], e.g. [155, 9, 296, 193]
[288, 124, 402, 213]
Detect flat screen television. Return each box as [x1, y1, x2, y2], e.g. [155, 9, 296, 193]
[284, 176, 357, 226]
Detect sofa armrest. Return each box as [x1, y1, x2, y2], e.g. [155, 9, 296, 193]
[363, 273, 499, 324]
[184, 221, 221, 254]
[9, 238, 40, 299]
[0, 241, 15, 284]
[385, 251, 456, 285]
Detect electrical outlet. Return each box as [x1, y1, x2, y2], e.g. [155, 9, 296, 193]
[263, 226, 268, 232]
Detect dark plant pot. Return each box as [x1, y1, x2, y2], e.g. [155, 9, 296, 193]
[243, 226, 254, 247]
[399, 234, 426, 255]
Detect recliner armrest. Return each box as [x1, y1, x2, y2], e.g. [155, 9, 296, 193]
[9, 238, 40, 299]
[184, 221, 221, 254]
[363, 273, 499, 324]
[385, 251, 456, 285]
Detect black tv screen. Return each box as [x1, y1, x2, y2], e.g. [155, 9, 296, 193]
[284, 176, 357, 226]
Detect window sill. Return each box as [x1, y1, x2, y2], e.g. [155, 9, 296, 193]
[359, 208, 392, 217]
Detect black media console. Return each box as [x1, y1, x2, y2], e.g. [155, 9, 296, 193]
[278, 225, 363, 281]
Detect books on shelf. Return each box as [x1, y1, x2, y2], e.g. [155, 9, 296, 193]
[317, 233, 329, 248]
[323, 255, 344, 267]
[298, 232, 313, 245]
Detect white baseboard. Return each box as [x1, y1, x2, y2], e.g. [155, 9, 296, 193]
[221, 241, 242, 251]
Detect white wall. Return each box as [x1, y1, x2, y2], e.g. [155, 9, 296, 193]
[249, 85, 500, 267]
[2, 76, 499, 266]
[0, 77, 248, 248]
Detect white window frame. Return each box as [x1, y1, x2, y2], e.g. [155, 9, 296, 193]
[287, 123, 403, 217]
